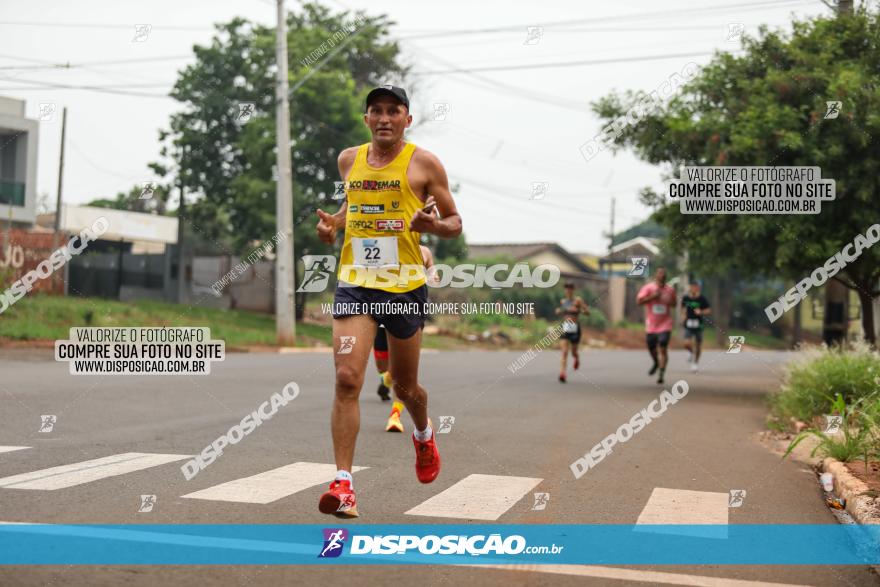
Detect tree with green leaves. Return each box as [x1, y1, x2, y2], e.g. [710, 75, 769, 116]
[149, 3, 406, 263]
[593, 9, 880, 343]
[86, 181, 170, 215]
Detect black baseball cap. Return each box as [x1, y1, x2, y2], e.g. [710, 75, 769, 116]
[365, 85, 409, 111]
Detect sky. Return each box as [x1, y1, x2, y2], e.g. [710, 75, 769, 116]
[0, 0, 835, 254]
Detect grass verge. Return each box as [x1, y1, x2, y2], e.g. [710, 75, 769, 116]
[0, 294, 330, 348]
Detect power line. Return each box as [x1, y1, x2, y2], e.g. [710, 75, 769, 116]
[69, 139, 145, 182]
[405, 43, 593, 113]
[71, 55, 192, 68]
[0, 77, 167, 89]
[452, 172, 647, 222]
[398, 24, 733, 40]
[0, 0, 813, 39]
[0, 54, 192, 71]
[418, 122, 596, 181]
[0, 52, 179, 89]
[550, 25, 747, 32]
[0, 0, 784, 101]
[0, 76, 170, 98]
[0, 47, 720, 103]
[405, 29, 722, 52]
[411, 50, 717, 76]
[0, 53, 57, 65]
[0, 21, 213, 31]
[393, 0, 812, 40]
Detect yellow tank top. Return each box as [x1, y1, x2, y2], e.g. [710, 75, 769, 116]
[338, 142, 427, 293]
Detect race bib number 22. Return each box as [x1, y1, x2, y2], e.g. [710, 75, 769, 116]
[351, 236, 399, 268]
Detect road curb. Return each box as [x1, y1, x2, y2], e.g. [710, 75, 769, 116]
[821, 457, 880, 525]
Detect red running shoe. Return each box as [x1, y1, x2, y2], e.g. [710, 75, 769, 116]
[573, 355, 580, 370]
[413, 431, 441, 484]
[318, 479, 359, 518]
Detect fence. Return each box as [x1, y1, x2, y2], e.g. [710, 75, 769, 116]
[192, 256, 275, 313]
[67, 249, 173, 302]
[0, 229, 65, 294]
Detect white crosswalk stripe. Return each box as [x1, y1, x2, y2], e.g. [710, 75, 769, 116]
[636, 488, 729, 525]
[1, 448, 544, 522]
[634, 487, 730, 539]
[0, 452, 190, 490]
[0, 446, 30, 454]
[181, 462, 367, 504]
[405, 473, 543, 521]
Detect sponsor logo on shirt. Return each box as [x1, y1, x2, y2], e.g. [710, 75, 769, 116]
[376, 219, 404, 232]
[347, 219, 374, 230]
[346, 179, 401, 191]
[360, 204, 385, 214]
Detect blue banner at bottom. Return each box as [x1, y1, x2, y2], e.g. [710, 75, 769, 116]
[0, 524, 878, 565]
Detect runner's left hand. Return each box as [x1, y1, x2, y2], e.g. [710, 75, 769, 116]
[410, 196, 439, 233]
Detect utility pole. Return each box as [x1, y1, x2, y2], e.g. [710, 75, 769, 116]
[5, 204, 10, 255]
[177, 146, 187, 304]
[54, 106, 68, 295]
[54, 107, 67, 235]
[274, 0, 296, 345]
[819, 0, 854, 345]
[609, 197, 615, 254]
[604, 196, 615, 277]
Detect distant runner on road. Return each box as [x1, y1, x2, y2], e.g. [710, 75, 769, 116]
[314, 85, 462, 518]
[554, 282, 589, 383]
[637, 267, 676, 384]
[681, 281, 711, 372]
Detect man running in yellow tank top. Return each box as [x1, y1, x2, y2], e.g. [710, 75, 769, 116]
[314, 85, 462, 518]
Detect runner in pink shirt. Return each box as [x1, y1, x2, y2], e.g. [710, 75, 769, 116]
[636, 267, 676, 384]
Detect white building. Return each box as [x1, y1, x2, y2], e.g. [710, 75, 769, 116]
[0, 96, 39, 227]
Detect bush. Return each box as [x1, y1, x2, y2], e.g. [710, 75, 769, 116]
[0, 265, 14, 289]
[461, 310, 524, 330]
[484, 286, 564, 320]
[584, 307, 608, 330]
[771, 341, 880, 423]
[861, 395, 880, 462]
[784, 393, 879, 465]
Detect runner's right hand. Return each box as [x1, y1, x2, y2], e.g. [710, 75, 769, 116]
[316, 209, 337, 244]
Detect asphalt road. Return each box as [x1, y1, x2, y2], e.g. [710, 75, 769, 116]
[0, 346, 876, 587]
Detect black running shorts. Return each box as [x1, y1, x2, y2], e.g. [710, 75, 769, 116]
[683, 328, 703, 343]
[332, 284, 428, 340]
[646, 331, 671, 349]
[561, 323, 581, 345]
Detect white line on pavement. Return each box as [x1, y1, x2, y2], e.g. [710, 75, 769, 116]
[637, 488, 729, 525]
[0, 453, 191, 490]
[405, 473, 542, 521]
[181, 462, 367, 504]
[0, 446, 30, 454]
